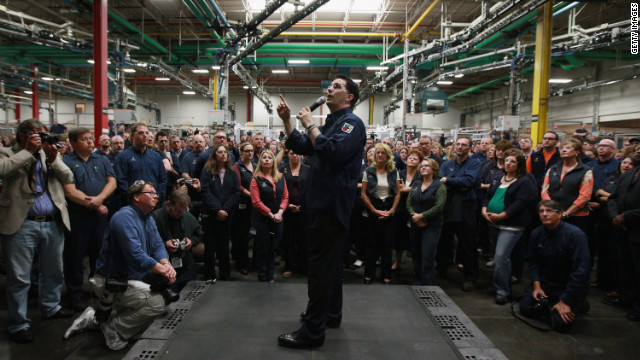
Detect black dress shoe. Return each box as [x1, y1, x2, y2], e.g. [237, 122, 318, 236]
[602, 296, 627, 307]
[625, 312, 640, 321]
[278, 329, 324, 349]
[363, 278, 373, 285]
[10, 327, 34, 343]
[47, 307, 74, 319]
[240, 268, 249, 275]
[495, 294, 508, 305]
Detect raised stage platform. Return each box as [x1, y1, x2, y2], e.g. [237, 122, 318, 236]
[123, 282, 507, 360]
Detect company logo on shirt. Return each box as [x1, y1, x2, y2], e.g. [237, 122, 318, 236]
[130, 157, 136, 162]
[341, 123, 354, 134]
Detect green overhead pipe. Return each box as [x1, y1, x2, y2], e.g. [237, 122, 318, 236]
[236, 57, 388, 67]
[559, 54, 584, 70]
[186, 0, 225, 47]
[448, 76, 510, 100]
[85, 0, 177, 61]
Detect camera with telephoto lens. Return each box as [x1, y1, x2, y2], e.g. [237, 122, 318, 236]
[37, 132, 59, 145]
[142, 273, 179, 304]
[534, 294, 549, 311]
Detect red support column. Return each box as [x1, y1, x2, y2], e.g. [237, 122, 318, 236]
[32, 65, 39, 119]
[14, 89, 21, 123]
[247, 90, 251, 123]
[93, 0, 109, 143]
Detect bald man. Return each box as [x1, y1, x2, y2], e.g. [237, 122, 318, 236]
[470, 137, 492, 164]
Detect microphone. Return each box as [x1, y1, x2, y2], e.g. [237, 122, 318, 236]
[308, 96, 326, 111]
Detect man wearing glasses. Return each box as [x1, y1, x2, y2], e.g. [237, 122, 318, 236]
[520, 200, 590, 333]
[527, 131, 561, 191]
[65, 181, 176, 350]
[276, 75, 365, 349]
[437, 136, 482, 291]
[115, 123, 167, 205]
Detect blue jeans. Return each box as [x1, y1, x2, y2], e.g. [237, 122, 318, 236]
[410, 224, 442, 285]
[492, 228, 523, 296]
[1, 219, 64, 334]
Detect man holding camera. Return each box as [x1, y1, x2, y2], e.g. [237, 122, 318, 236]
[0, 119, 75, 343]
[520, 200, 590, 333]
[66, 181, 176, 350]
[152, 189, 202, 293]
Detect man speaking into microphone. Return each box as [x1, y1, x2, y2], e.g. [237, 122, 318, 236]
[277, 75, 365, 349]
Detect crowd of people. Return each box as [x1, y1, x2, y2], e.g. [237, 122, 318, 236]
[1, 112, 640, 349]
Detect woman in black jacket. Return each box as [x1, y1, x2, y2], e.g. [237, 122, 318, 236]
[482, 150, 536, 304]
[231, 142, 255, 275]
[394, 149, 424, 272]
[279, 151, 310, 277]
[407, 158, 446, 285]
[201, 144, 241, 281]
[361, 143, 402, 285]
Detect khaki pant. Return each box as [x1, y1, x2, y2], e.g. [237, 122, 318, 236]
[91, 274, 166, 340]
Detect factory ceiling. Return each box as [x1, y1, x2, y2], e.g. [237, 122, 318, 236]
[0, 0, 635, 103]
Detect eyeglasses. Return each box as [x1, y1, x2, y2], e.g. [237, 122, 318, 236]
[216, 150, 227, 154]
[215, 135, 226, 139]
[543, 137, 557, 140]
[78, 137, 94, 142]
[597, 144, 613, 148]
[141, 191, 158, 197]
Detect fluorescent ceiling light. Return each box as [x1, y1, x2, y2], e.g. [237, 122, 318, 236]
[24, 90, 33, 94]
[155, 77, 170, 81]
[549, 78, 572, 84]
[42, 77, 54, 81]
[192, 69, 209, 73]
[454, 73, 464, 78]
[211, 65, 221, 70]
[243, 86, 249, 89]
[352, 79, 362, 83]
[246, 0, 384, 13]
[288, 59, 309, 64]
[123, 68, 136, 73]
[87, 59, 111, 64]
[272, 69, 289, 74]
[183, 91, 196, 95]
[366, 66, 388, 71]
[437, 81, 453, 85]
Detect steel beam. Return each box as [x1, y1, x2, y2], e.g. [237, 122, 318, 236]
[93, 0, 108, 140]
[531, 2, 553, 147]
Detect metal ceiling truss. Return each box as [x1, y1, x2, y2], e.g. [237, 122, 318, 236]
[231, 63, 272, 111]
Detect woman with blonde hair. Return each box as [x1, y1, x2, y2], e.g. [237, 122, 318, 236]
[250, 150, 289, 282]
[201, 144, 241, 281]
[361, 143, 402, 284]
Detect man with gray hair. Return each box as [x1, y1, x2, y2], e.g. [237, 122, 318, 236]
[419, 134, 443, 165]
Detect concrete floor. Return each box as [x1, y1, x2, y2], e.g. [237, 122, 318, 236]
[0, 251, 638, 360]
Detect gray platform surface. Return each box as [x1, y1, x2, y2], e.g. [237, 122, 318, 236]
[132, 282, 492, 360]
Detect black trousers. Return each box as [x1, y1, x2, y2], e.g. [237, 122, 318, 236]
[282, 210, 309, 275]
[64, 210, 108, 300]
[231, 206, 251, 271]
[203, 215, 232, 280]
[520, 284, 578, 333]
[436, 202, 478, 282]
[300, 213, 345, 339]
[617, 232, 640, 314]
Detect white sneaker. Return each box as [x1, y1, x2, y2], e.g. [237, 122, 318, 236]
[486, 259, 495, 268]
[100, 320, 128, 351]
[64, 306, 97, 339]
[353, 260, 363, 268]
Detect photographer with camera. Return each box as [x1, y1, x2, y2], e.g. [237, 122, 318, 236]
[520, 200, 590, 333]
[152, 189, 203, 292]
[66, 180, 176, 350]
[0, 119, 76, 343]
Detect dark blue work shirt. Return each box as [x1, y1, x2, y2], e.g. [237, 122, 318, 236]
[180, 150, 203, 178]
[96, 205, 168, 280]
[586, 156, 619, 192]
[286, 107, 366, 229]
[527, 221, 591, 304]
[115, 146, 167, 202]
[64, 152, 115, 212]
[440, 155, 482, 202]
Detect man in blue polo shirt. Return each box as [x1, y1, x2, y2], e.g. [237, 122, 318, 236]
[115, 123, 167, 205]
[63, 128, 116, 312]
